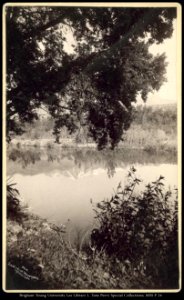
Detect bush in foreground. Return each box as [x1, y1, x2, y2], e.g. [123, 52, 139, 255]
[91, 167, 179, 288]
[7, 181, 29, 223]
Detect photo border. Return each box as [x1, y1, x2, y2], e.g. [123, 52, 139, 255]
[2, 1, 182, 295]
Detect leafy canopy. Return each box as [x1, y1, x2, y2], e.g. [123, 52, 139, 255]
[6, 6, 176, 148]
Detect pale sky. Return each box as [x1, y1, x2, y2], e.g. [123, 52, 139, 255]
[63, 20, 178, 106]
[139, 20, 177, 106]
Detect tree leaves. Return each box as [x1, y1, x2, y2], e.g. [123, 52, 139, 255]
[6, 6, 176, 148]
[92, 168, 178, 267]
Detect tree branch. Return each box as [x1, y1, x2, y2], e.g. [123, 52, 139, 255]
[24, 15, 70, 39]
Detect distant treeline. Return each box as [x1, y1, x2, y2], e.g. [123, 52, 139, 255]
[122, 103, 177, 151]
[132, 103, 177, 133]
[20, 103, 177, 150]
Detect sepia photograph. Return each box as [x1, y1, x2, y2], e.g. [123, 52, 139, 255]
[3, 2, 181, 293]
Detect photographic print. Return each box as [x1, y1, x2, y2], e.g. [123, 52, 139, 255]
[2, 2, 181, 293]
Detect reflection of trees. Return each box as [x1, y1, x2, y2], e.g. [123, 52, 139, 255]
[47, 152, 60, 163]
[8, 148, 41, 168]
[106, 158, 116, 178]
[8, 146, 177, 177]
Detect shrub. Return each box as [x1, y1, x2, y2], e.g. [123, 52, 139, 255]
[91, 167, 179, 288]
[7, 181, 28, 223]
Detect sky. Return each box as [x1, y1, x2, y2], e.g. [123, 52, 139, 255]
[137, 20, 177, 106]
[63, 20, 178, 107]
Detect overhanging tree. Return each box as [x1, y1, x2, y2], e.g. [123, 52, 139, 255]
[6, 6, 176, 149]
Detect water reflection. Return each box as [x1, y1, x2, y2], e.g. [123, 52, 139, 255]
[7, 144, 178, 229]
[7, 145, 177, 178]
[8, 148, 41, 168]
[10, 164, 178, 229]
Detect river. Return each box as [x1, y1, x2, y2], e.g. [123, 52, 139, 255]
[7, 145, 178, 234]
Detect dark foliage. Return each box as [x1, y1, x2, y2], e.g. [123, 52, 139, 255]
[7, 182, 28, 223]
[6, 6, 176, 148]
[91, 167, 179, 288]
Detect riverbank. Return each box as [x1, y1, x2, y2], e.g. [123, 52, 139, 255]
[9, 134, 177, 154]
[7, 211, 142, 290]
[6, 169, 179, 290]
[9, 138, 97, 149]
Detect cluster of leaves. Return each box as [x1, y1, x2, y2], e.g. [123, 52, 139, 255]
[91, 167, 178, 288]
[7, 181, 28, 223]
[6, 6, 176, 148]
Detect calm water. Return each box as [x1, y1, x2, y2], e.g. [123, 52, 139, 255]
[7, 145, 178, 231]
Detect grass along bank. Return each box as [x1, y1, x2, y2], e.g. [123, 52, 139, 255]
[9, 125, 177, 154]
[8, 103, 177, 153]
[6, 168, 179, 290]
